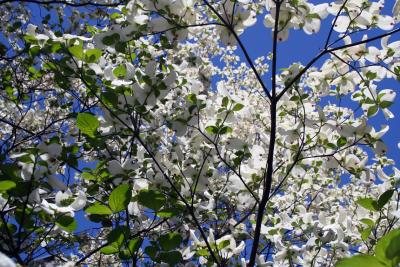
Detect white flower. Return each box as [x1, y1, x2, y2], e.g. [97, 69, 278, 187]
[394, 0, 400, 20]
[48, 174, 67, 191]
[333, 16, 350, 33]
[0, 252, 15, 267]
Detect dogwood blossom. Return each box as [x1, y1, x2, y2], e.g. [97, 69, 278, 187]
[0, 0, 399, 266]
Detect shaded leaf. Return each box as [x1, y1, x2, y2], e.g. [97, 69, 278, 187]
[107, 226, 130, 248]
[158, 251, 183, 266]
[56, 215, 77, 232]
[137, 190, 165, 211]
[158, 232, 182, 251]
[377, 190, 394, 210]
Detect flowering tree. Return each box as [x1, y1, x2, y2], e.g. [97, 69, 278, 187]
[1, 0, 400, 266]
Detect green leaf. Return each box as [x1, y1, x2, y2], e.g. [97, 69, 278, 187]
[356, 198, 379, 211]
[68, 44, 83, 60]
[119, 249, 133, 260]
[77, 113, 99, 138]
[107, 226, 129, 248]
[360, 218, 375, 227]
[85, 48, 102, 63]
[0, 180, 16, 191]
[9, 182, 31, 197]
[113, 64, 126, 79]
[366, 71, 377, 80]
[377, 190, 394, 210]
[110, 12, 122, 19]
[144, 246, 158, 261]
[336, 137, 347, 148]
[157, 207, 181, 218]
[367, 106, 379, 117]
[196, 249, 209, 257]
[100, 91, 118, 108]
[102, 33, 120, 46]
[361, 227, 372, 241]
[100, 245, 119, 255]
[23, 34, 37, 43]
[187, 93, 197, 104]
[222, 96, 229, 107]
[205, 126, 218, 135]
[137, 190, 166, 211]
[326, 143, 337, 149]
[29, 45, 40, 57]
[85, 202, 112, 215]
[335, 255, 386, 267]
[158, 232, 182, 251]
[232, 103, 244, 111]
[158, 251, 183, 266]
[375, 228, 400, 265]
[379, 101, 393, 109]
[385, 233, 400, 265]
[219, 126, 232, 135]
[306, 13, 321, 19]
[127, 238, 142, 253]
[115, 42, 127, 53]
[217, 239, 230, 250]
[81, 172, 96, 181]
[109, 184, 132, 213]
[56, 215, 77, 232]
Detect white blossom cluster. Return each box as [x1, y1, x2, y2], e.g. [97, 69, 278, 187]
[0, 0, 399, 266]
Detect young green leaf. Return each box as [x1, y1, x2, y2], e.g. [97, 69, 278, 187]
[68, 44, 84, 60]
[113, 64, 126, 79]
[109, 184, 132, 213]
[85, 48, 102, 63]
[336, 137, 347, 148]
[367, 106, 379, 117]
[127, 238, 142, 253]
[0, 180, 16, 191]
[232, 103, 244, 111]
[85, 202, 112, 215]
[356, 198, 379, 211]
[77, 113, 99, 138]
[100, 245, 119, 255]
[205, 126, 218, 135]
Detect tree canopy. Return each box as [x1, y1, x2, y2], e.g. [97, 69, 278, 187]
[0, 0, 400, 266]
